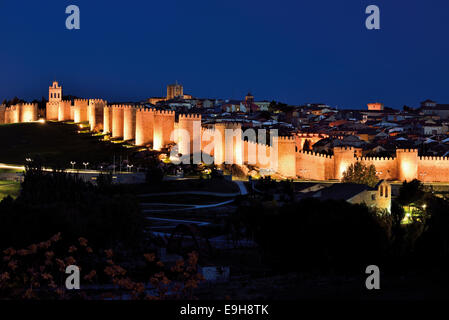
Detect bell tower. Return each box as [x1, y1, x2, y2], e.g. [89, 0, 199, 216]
[49, 81, 62, 102]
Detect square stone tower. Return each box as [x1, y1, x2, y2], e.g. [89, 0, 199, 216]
[49, 81, 62, 102]
[167, 83, 183, 100]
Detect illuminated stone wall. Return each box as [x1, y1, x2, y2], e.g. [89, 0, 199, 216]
[58, 101, 72, 121]
[46, 101, 59, 120]
[3, 103, 38, 124]
[88, 99, 107, 132]
[274, 136, 296, 177]
[111, 105, 125, 138]
[20, 103, 38, 122]
[418, 155, 449, 182]
[296, 150, 334, 180]
[356, 156, 398, 181]
[123, 106, 137, 141]
[153, 110, 175, 150]
[103, 106, 113, 134]
[242, 140, 273, 170]
[396, 149, 418, 182]
[135, 108, 155, 146]
[74, 99, 89, 123]
[178, 114, 202, 156]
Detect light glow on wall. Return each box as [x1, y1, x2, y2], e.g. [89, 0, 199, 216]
[153, 133, 162, 151]
[339, 163, 349, 179]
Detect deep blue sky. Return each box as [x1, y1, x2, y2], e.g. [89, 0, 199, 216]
[1, 0, 449, 109]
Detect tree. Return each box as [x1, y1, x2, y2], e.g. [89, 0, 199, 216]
[303, 139, 312, 151]
[342, 162, 378, 187]
[397, 179, 425, 207]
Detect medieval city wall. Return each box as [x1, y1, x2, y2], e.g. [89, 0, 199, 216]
[111, 105, 125, 138]
[88, 99, 106, 132]
[153, 110, 175, 150]
[123, 106, 137, 141]
[201, 127, 215, 159]
[103, 106, 113, 134]
[58, 101, 72, 121]
[178, 114, 202, 156]
[296, 151, 333, 180]
[46, 101, 59, 120]
[20, 103, 38, 122]
[242, 140, 274, 170]
[2, 103, 38, 124]
[38, 80, 449, 183]
[418, 156, 449, 182]
[275, 136, 296, 177]
[356, 156, 398, 181]
[135, 108, 154, 146]
[74, 99, 89, 123]
[6, 105, 20, 123]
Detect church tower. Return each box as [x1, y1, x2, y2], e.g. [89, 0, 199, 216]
[49, 81, 62, 102]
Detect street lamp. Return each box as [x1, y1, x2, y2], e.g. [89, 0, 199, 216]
[83, 162, 89, 170]
[127, 164, 133, 172]
[70, 161, 76, 170]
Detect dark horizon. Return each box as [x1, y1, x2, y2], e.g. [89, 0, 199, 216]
[1, 0, 449, 109]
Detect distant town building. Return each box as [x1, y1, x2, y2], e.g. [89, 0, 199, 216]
[420, 99, 449, 119]
[167, 83, 183, 100]
[367, 102, 384, 111]
[148, 97, 166, 105]
[310, 180, 391, 213]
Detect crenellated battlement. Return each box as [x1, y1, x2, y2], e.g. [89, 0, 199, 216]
[154, 110, 175, 116]
[137, 107, 155, 112]
[396, 148, 419, 153]
[274, 136, 295, 143]
[74, 99, 89, 104]
[356, 156, 395, 161]
[108, 104, 137, 110]
[89, 99, 107, 105]
[122, 105, 137, 110]
[419, 156, 449, 161]
[298, 150, 333, 159]
[21, 102, 38, 107]
[334, 146, 355, 151]
[5, 104, 19, 111]
[179, 114, 201, 120]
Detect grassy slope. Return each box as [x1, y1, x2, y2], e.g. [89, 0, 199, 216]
[0, 122, 133, 167]
[0, 181, 20, 200]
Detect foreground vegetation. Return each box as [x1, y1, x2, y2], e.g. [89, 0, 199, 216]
[0, 163, 204, 299]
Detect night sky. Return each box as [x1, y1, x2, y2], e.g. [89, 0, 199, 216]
[1, 0, 449, 109]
